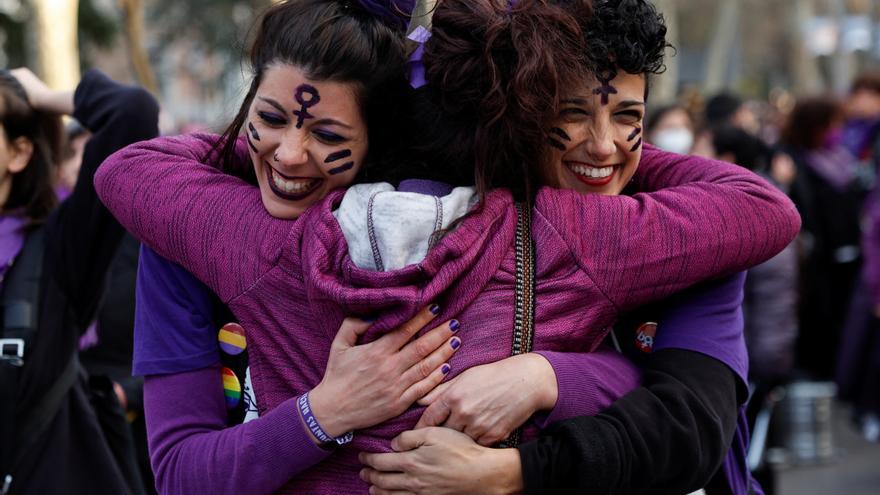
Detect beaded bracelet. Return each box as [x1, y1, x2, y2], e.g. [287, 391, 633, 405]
[297, 392, 354, 447]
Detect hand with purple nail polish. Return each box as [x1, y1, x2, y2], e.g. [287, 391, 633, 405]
[308, 305, 462, 439]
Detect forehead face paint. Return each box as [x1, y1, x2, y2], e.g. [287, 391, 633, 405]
[593, 69, 619, 106]
[548, 126, 571, 151]
[293, 84, 321, 129]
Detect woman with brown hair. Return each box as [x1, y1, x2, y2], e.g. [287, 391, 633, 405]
[0, 68, 159, 494]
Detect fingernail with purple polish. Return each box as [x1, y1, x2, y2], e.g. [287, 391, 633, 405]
[429, 304, 440, 315]
[449, 319, 460, 332]
[450, 337, 461, 350]
[441, 363, 451, 374]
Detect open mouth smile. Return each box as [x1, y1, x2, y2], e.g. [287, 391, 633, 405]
[264, 162, 323, 201]
[566, 162, 619, 187]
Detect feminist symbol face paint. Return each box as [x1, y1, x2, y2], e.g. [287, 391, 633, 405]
[548, 127, 571, 151]
[325, 149, 354, 175]
[593, 69, 618, 106]
[627, 127, 643, 152]
[293, 84, 321, 129]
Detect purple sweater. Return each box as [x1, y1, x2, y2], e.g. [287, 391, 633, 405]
[96, 134, 799, 493]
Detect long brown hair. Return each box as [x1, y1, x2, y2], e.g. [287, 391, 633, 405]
[213, 0, 410, 183]
[779, 96, 843, 151]
[0, 71, 62, 223]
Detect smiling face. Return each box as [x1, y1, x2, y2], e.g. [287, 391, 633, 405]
[545, 70, 647, 196]
[247, 64, 368, 219]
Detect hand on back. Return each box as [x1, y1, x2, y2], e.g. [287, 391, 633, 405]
[309, 305, 462, 438]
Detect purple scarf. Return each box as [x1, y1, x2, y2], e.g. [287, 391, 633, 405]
[803, 145, 857, 192]
[0, 212, 29, 291]
[355, 0, 415, 31]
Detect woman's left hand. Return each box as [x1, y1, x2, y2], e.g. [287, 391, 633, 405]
[414, 353, 557, 446]
[359, 427, 523, 495]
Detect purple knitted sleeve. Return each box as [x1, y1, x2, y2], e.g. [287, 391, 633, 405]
[96, 134, 291, 302]
[144, 367, 330, 495]
[533, 346, 641, 428]
[544, 145, 801, 311]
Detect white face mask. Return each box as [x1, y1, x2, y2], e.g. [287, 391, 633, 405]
[651, 128, 694, 155]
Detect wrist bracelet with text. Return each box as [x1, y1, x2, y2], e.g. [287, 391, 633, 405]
[297, 392, 354, 446]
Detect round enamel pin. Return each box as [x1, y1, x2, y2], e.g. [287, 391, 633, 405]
[635, 322, 658, 354]
[218, 322, 247, 356]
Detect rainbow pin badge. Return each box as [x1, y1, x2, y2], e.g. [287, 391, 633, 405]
[635, 322, 658, 354]
[218, 322, 247, 356]
[222, 367, 242, 409]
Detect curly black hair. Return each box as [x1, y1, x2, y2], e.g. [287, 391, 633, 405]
[581, 0, 670, 81]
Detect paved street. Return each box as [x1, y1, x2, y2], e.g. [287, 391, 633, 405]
[776, 402, 880, 495]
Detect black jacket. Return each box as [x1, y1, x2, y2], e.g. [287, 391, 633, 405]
[10, 70, 158, 495]
[519, 346, 740, 494]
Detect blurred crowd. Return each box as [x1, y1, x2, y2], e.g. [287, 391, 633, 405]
[646, 73, 880, 459]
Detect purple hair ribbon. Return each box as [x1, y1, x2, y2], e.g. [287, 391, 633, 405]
[408, 25, 431, 89]
[354, 0, 416, 31]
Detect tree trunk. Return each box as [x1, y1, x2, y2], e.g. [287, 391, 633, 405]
[33, 0, 80, 90]
[791, 0, 824, 93]
[652, 0, 679, 104]
[703, 0, 740, 93]
[119, 0, 158, 93]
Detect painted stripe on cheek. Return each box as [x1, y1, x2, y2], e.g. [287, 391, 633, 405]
[329, 162, 355, 175]
[325, 149, 353, 163]
[630, 138, 643, 152]
[246, 134, 259, 153]
[548, 138, 567, 151]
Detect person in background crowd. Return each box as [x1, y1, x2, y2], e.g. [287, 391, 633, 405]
[710, 125, 798, 386]
[783, 96, 866, 380]
[57, 118, 154, 493]
[837, 86, 880, 443]
[55, 121, 88, 199]
[0, 68, 158, 494]
[842, 72, 880, 162]
[645, 103, 695, 154]
[704, 92, 761, 135]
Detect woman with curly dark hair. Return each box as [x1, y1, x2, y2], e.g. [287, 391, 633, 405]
[361, 1, 768, 494]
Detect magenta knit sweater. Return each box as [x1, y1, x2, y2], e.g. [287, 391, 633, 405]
[96, 135, 800, 493]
